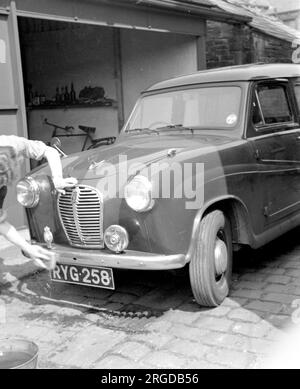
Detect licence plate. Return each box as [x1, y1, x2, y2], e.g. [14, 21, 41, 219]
[50, 263, 115, 290]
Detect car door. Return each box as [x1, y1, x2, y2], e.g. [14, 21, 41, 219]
[247, 80, 300, 226]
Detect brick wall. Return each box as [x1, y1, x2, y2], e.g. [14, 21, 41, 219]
[251, 31, 293, 63]
[206, 20, 293, 69]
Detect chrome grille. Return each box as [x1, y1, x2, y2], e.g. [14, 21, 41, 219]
[58, 185, 104, 248]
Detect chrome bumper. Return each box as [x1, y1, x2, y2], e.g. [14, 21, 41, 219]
[35, 243, 187, 270]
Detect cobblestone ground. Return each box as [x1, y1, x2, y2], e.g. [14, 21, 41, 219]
[1, 227, 300, 369]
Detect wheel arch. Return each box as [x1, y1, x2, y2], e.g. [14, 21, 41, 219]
[186, 195, 253, 263]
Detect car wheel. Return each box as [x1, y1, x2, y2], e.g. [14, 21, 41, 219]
[189, 210, 232, 307]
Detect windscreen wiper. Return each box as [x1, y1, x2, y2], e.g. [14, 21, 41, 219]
[126, 128, 159, 135]
[156, 124, 194, 134]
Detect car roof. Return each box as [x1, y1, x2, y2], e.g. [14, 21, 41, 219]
[145, 63, 300, 92]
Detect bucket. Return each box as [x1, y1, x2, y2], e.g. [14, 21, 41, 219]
[0, 338, 39, 369]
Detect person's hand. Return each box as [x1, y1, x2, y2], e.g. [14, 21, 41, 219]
[23, 244, 54, 269]
[53, 177, 78, 194]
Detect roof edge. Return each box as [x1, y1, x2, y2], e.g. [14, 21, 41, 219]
[110, 0, 252, 24]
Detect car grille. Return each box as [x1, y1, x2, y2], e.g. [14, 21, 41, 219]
[57, 185, 104, 248]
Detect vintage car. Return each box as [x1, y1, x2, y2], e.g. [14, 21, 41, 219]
[16, 63, 300, 307]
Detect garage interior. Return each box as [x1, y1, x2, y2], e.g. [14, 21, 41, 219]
[18, 17, 199, 154]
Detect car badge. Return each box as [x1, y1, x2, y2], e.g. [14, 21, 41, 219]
[71, 187, 80, 205]
[44, 226, 53, 249]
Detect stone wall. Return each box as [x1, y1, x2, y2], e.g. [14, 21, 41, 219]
[206, 20, 293, 69]
[251, 31, 293, 63]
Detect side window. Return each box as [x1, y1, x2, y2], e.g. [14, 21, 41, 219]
[294, 83, 300, 112]
[253, 83, 293, 127]
[252, 93, 263, 126]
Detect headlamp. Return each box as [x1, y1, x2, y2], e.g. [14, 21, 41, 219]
[16, 177, 40, 208]
[124, 175, 154, 213]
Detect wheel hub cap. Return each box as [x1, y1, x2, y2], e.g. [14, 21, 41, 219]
[214, 237, 228, 276]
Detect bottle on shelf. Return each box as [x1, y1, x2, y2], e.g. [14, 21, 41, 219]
[55, 87, 60, 104]
[64, 85, 70, 103]
[40, 92, 46, 105]
[33, 91, 40, 106]
[70, 82, 76, 103]
[60, 87, 65, 103]
[27, 84, 34, 106]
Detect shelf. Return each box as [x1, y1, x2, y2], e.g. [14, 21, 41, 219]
[26, 101, 117, 110]
[0, 105, 18, 111]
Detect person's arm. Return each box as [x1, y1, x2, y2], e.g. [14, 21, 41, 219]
[8, 136, 77, 193]
[43, 146, 77, 194]
[0, 220, 53, 269]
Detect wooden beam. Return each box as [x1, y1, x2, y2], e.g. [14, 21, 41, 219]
[113, 28, 124, 132]
[196, 35, 207, 70]
[7, 0, 28, 139]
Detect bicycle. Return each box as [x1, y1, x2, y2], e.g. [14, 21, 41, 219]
[44, 118, 116, 151]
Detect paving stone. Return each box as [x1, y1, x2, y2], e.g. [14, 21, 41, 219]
[205, 306, 231, 317]
[194, 316, 233, 332]
[144, 318, 173, 333]
[232, 321, 273, 338]
[47, 327, 126, 368]
[263, 283, 295, 294]
[95, 355, 141, 369]
[133, 333, 174, 349]
[168, 323, 208, 341]
[230, 289, 263, 299]
[231, 280, 266, 291]
[187, 359, 227, 369]
[111, 341, 151, 362]
[166, 339, 210, 359]
[281, 261, 300, 269]
[239, 274, 267, 282]
[244, 337, 275, 355]
[162, 309, 203, 325]
[0, 322, 50, 340]
[202, 331, 273, 355]
[266, 327, 285, 341]
[264, 275, 292, 285]
[222, 297, 248, 307]
[141, 351, 190, 368]
[85, 313, 101, 323]
[267, 314, 292, 329]
[228, 308, 261, 323]
[258, 268, 286, 275]
[201, 331, 248, 349]
[205, 348, 256, 369]
[261, 293, 297, 305]
[284, 268, 300, 278]
[245, 301, 283, 314]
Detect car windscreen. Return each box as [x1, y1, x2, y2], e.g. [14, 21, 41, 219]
[126, 86, 242, 132]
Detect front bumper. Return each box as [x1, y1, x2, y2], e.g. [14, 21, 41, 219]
[34, 243, 187, 270]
